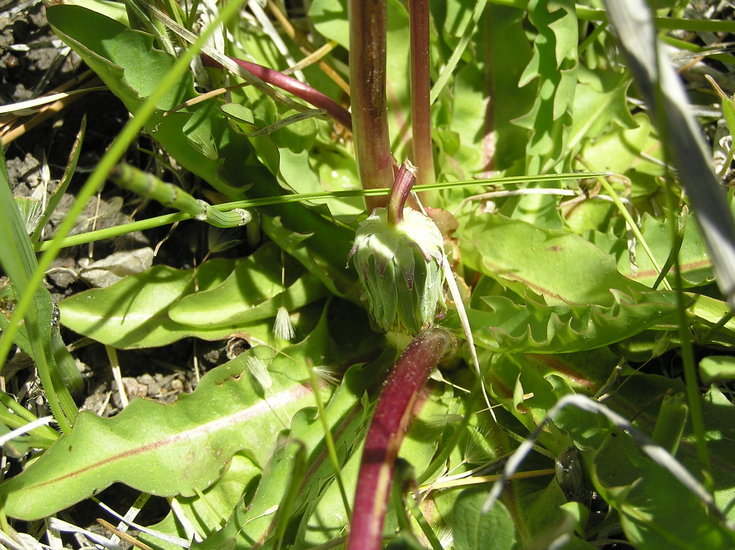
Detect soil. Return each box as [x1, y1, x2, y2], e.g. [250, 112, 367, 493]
[1, 3, 235, 546]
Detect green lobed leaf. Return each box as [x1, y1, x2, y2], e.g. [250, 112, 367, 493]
[59, 244, 325, 348]
[603, 0, 735, 307]
[139, 452, 261, 548]
[452, 213, 682, 352]
[0, 348, 325, 520]
[308, 0, 349, 48]
[291, 381, 371, 546]
[566, 66, 637, 154]
[579, 111, 661, 179]
[619, 212, 714, 288]
[168, 298, 385, 547]
[168, 245, 327, 327]
[552, 375, 735, 547]
[455, 289, 680, 354]
[688, 293, 735, 349]
[201, 357, 388, 548]
[512, 0, 578, 173]
[296, 378, 453, 547]
[177, 435, 304, 550]
[48, 6, 190, 110]
[483, 4, 536, 174]
[484, 351, 609, 436]
[507, 474, 570, 545]
[459, 212, 647, 305]
[0, 301, 377, 521]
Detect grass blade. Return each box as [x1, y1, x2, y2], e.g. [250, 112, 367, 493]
[0, 145, 78, 432]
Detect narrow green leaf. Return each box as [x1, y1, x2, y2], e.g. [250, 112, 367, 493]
[0, 146, 80, 426]
[651, 392, 687, 455]
[567, 66, 636, 153]
[31, 118, 87, 242]
[193, 435, 302, 550]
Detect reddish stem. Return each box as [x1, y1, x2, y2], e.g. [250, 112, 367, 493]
[347, 328, 454, 550]
[201, 55, 352, 131]
[387, 160, 417, 225]
[349, 0, 394, 212]
[408, 0, 437, 205]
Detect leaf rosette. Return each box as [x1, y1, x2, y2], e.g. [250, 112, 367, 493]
[350, 207, 445, 334]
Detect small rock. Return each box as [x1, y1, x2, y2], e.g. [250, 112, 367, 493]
[122, 377, 147, 400]
[79, 247, 154, 288]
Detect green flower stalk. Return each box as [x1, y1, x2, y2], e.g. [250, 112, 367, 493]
[350, 162, 445, 334]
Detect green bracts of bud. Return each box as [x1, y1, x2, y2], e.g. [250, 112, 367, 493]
[350, 207, 445, 334]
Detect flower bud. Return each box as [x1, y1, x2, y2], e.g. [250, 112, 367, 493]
[350, 207, 445, 334]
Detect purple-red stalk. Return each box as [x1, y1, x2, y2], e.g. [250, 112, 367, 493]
[387, 161, 417, 225]
[408, 0, 437, 206]
[349, 0, 394, 212]
[346, 328, 454, 550]
[201, 55, 352, 131]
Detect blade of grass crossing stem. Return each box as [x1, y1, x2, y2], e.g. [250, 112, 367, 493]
[123, 0, 177, 55]
[441, 252, 495, 420]
[602, 0, 720, 485]
[0, 146, 77, 432]
[415, 195, 495, 421]
[0, 0, 249, 373]
[150, 5, 312, 115]
[272, 439, 307, 550]
[663, 172, 713, 483]
[35, 172, 611, 252]
[406, 494, 444, 550]
[416, 375, 484, 485]
[650, 208, 685, 291]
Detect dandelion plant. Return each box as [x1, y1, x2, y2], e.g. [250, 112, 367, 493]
[2, 1, 735, 549]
